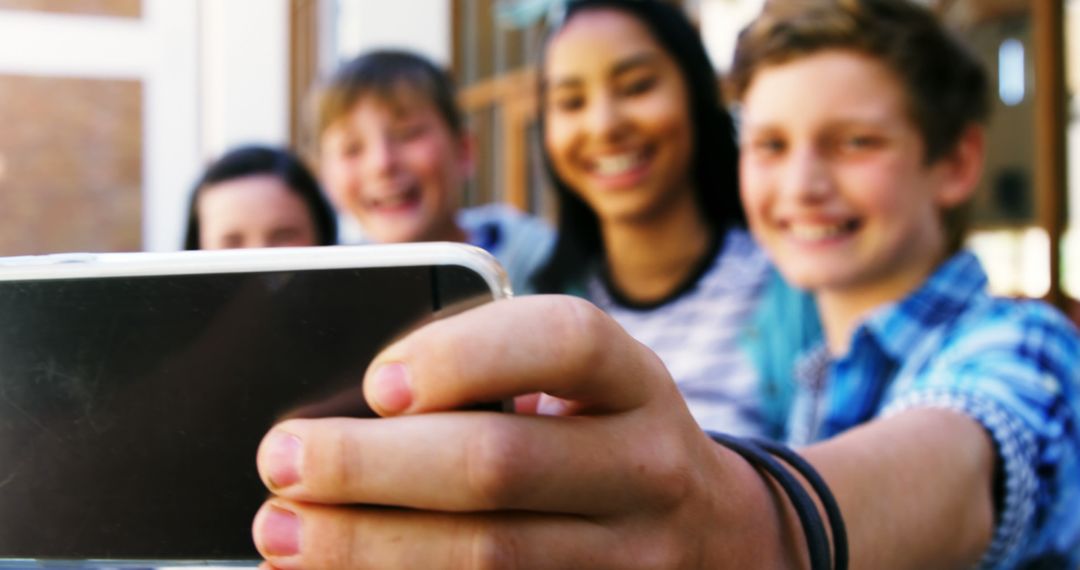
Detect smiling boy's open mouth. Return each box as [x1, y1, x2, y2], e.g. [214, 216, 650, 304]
[784, 219, 862, 242]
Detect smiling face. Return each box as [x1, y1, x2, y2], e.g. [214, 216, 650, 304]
[197, 175, 319, 249]
[739, 49, 976, 303]
[542, 8, 696, 227]
[319, 90, 469, 244]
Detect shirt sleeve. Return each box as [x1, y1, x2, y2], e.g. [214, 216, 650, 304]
[880, 300, 1080, 569]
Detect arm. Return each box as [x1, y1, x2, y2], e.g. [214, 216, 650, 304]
[804, 408, 995, 569]
[251, 296, 996, 569]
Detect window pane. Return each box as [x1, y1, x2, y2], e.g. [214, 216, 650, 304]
[1064, 0, 1080, 299]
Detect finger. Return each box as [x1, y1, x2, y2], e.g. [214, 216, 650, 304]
[258, 411, 695, 515]
[252, 499, 658, 570]
[363, 295, 667, 416]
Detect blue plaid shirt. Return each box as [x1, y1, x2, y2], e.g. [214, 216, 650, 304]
[787, 251, 1080, 569]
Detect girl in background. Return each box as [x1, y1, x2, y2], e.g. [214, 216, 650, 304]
[533, 0, 817, 436]
[184, 145, 337, 250]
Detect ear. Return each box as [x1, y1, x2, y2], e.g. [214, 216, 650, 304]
[934, 125, 985, 209]
[455, 129, 476, 180]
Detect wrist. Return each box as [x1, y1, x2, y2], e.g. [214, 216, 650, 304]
[698, 434, 805, 570]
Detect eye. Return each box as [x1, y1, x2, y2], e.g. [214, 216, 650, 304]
[838, 134, 884, 153]
[619, 74, 657, 97]
[268, 228, 302, 246]
[548, 88, 585, 113]
[391, 122, 428, 142]
[554, 95, 584, 113]
[338, 139, 362, 158]
[746, 135, 786, 157]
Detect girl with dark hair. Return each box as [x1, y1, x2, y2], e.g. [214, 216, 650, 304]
[184, 145, 338, 250]
[533, 0, 815, 436]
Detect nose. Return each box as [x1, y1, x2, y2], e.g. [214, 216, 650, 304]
[584, 92, 625, 142]
[246, 233, 273, 249]
[781, 144, 832, 202]
[363, 135, 398, 176]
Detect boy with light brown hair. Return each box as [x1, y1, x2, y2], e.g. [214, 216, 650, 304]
[730, 0, 1079, 566]
[315, 50, 553, 293]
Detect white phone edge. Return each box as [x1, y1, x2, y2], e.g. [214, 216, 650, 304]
[0, 242, 513, 301]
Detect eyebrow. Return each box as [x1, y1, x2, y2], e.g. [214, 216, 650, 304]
[741, 115, 897, 133]
[547, 52, 662, 90]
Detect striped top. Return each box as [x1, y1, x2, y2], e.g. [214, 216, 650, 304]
[587, 229, 773, 437]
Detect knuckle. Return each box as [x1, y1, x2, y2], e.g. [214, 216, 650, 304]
[297, 418, 360, 498]
[629, 530, 692, 570]
[468, 521, 519, 570]
[633, 432, 696, 507]
[299, 506, 364, 570]
[463, 417, 528, 508]
[331, 423, 363, 494]
[546, 296, 614, 370]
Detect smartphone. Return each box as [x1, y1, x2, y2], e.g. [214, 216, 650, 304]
[0, 243, 510, 567]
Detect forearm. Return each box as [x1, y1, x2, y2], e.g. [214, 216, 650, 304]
[802, 408, 996, 569]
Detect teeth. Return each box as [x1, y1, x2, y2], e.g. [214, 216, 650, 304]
[370, 188, 416, 209]
[593, 153, 641, 176]
[377, 194, 409, 208]
[788, 223, 849, 241]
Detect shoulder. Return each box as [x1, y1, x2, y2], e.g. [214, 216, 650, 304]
[879, 252, 1079, 388]
[459, 204, 550, 235]
[459, 204, 555, 294]
[937, 297, 1080, 377]
[888, 295, 1080, 406]
[460, 204, 553, 252]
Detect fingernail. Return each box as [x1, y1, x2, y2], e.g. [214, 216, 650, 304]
[265, 431, 302, 489]
[259, 505, 301, 557]
[370, 362, 413, 413]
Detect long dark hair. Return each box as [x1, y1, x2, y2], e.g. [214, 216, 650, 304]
[183, 145, 338, 249]
[532, 0, 743, 294]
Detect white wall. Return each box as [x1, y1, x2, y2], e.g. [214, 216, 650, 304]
[144, 0, 201, 252]
[199, 0, 290, 159]
[0, 10, 148, 78]
[334, 0, 451, 66]
[699, 0, 764, 72]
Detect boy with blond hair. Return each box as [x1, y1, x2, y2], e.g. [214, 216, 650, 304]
[316, 50, 553, 293]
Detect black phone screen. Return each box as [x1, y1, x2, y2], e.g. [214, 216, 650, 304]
[0, 263, 493, 563]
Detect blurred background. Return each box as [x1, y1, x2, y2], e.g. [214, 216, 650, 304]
[0, 0, 1076, 316]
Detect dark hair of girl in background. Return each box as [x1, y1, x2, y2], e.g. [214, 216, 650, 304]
[531, 0, 743, 293]
[184, 145, 338, 249]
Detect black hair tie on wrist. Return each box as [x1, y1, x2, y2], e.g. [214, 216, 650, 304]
[706, 431, 838, 570]
[752, 438, 848, 570]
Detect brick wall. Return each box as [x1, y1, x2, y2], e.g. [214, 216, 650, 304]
[0, 0, 140, 18]
[0, 74, 143, 255]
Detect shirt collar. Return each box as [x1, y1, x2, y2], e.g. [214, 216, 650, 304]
[859, 250, 988, 360]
